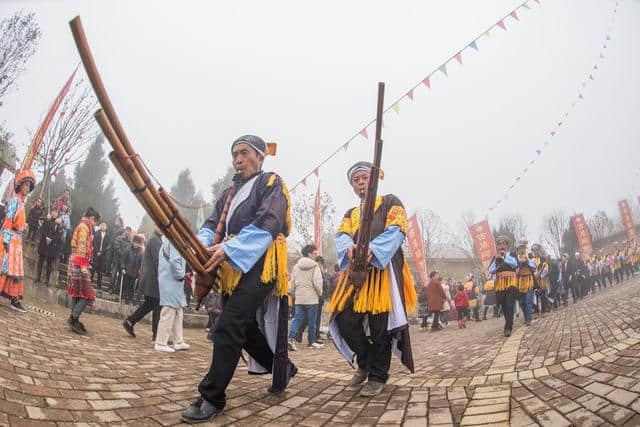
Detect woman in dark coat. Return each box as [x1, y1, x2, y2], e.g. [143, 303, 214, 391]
[36, 211, 64, 285]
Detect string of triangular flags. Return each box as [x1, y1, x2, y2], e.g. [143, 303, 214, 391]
[291, 0, 542, 192]
[487, 0, 620, 215]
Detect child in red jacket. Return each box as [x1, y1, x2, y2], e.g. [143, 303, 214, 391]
[454, 284, 470, 328]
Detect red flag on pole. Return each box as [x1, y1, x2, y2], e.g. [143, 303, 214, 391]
[314, 182, 323, 256]
[618, 199, 636, 240]
[2, 66, 78, 203]
[22, 66, 79, 171]
[571, 214, 593, 259]
[469, 220, 497, 272]
[407, 214, 429, 286]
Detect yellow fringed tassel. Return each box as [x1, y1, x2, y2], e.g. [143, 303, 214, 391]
[218, 261, 243, 296]
[260, 234, 289, 296]
[325, 272, 346, 313]
[402, 261, 417, 314]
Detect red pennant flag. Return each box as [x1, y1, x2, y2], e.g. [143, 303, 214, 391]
[509, 10, 519, 21]
[454, 52, 463, 65]
[359, 128, 368, 139]
[407, 89, 414, 100]
[422, 76, 431, 89]
[496, 20, 506, 31]
[313, 168, 319, 177]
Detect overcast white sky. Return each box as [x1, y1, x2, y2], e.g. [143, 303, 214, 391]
[2, 0, 639, 244]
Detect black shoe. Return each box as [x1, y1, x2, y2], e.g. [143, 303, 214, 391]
[70, 318, 85, 335]
[122, 319, 136, 338]
[268, 361, 298, 394]
[504, 329, 512, 337]
[181, 397, 223, 424]
[78, 321, 87, 334]
[10, 298, 27, 313]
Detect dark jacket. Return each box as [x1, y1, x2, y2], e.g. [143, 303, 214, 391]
[38, 219, 63, 258]
[140, 232, 162, 298]
[112, 234, 131, 268]
[121, 246, 142, 278]
[27, 205, 44, 227]
[92, 230, 109, 271]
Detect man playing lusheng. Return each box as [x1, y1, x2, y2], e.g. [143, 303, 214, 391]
[181, 135, 296, 424]
[326, 161, 417, 398]
[488, 236, 518, 337]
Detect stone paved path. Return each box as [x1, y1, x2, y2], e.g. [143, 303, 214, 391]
[2, 277, 640, 425]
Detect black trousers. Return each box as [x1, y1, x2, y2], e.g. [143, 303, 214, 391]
[198, 263, 275, 410]
[335, 299, 391, 383]
[36, 255, 56, 284]
[496, 287, 518, 333]
[91, 255, 105, 289]
[122, 275, 137, 302]
[127, 296, 161, 340]
[431, 311, 441, 330]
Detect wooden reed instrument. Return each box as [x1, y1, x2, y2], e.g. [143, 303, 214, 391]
[69, 16, 224, 309]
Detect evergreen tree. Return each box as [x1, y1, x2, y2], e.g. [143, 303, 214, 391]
[211, 166, 235, 201]
[170, 168, 204, 232]
[70, 134, 120, 227]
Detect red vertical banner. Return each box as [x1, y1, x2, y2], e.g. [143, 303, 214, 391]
[313, 182, 323, 256]
[22, 66, 78, 171]
[618, 199, 636, 240]
[469, 220, 497, 272]
[407, 214, 429, 286]
[571, 214, 593, 259]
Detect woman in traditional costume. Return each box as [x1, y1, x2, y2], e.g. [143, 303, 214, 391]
[0, 169, 36, 313]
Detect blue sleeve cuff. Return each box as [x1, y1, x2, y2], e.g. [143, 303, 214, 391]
[222, 224, 273, 273]
[488, 259, 497, 274]
[528, 260, 537, 270]
[197, 227, 215, 247]
[504, 255, 517, 268]
[369, 226, 404, 269]
[335, 233, 354, 270]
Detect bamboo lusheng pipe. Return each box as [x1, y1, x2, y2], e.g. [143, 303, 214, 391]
[158, 187, 209, 263]
[94, 110, 196, 257]
[109, 151, 206, 274]
[70, 17, 209, 266]
[97, 111, 206, 274]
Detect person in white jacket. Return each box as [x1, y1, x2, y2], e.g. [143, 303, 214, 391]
[287, 244, 324, 350]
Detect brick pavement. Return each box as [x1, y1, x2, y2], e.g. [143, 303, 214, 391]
[1, 276, 640, 425]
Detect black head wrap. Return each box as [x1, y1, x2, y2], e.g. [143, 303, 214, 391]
[232, 135, 267, 157]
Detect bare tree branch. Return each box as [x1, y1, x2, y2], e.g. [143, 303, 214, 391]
[0, 11, 41, 103]
[33, 79, 97, 196]
[540, 210, 569, 257]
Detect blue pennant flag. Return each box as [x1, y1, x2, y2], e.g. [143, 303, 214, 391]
[469, 40, 479, 51]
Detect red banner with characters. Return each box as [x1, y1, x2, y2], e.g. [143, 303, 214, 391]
[313, 182, 322, 256]
[469, 220, 497, 272]
[618, 199, 636, 240]
[407, 214, 429, 286]
[571, 214, 593, 259]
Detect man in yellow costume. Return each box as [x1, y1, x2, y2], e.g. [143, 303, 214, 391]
[326, 161, 416, 397]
